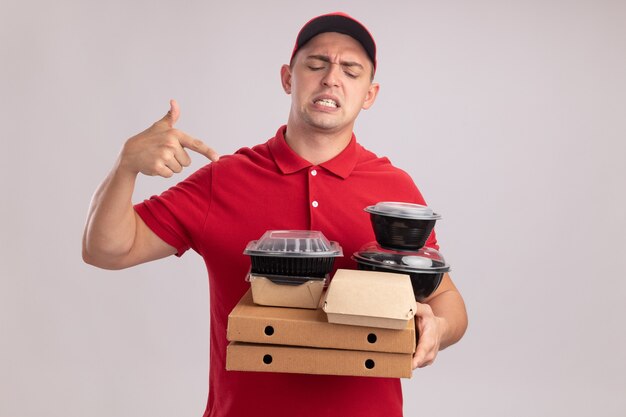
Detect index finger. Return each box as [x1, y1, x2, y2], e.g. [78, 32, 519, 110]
[178, 134, 220, 162]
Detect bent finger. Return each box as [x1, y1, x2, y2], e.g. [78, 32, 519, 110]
[412, 343, 428, 369]
[154, 164, 174, 178]
[164, 156, 183, 174]
[412, 352, 422, 370]
[412, 348, 437, 369]
[173, 146, 192, 168]
[414, 301, 434, 318]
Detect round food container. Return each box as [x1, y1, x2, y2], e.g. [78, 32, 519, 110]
[352, 242, 450, 301]
[244, 230, 343, 278]
[364, 202, 441, 250]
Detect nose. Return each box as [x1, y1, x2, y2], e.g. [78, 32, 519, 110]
[321, 63, 341, 88]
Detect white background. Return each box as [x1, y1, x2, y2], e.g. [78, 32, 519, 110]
[1, 1, 625, 416]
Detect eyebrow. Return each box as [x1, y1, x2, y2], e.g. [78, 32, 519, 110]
[306, 54, 364, 70]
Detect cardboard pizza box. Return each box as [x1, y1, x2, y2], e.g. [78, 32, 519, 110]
[227, 289, 416, 354]
[226, 342, 413, 378]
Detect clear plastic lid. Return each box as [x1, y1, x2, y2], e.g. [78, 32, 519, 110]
[352, 242, 450, 273]
[364, 202, 441, 220]
[243, 230, 343, 258]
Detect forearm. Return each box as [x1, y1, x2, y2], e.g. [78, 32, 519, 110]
[82, 157, 139, 265]
[426, 285, 468, 350]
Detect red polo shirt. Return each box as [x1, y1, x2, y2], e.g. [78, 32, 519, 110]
[135, 126, 437, 417]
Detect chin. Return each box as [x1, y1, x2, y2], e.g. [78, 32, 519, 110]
[304, 116, 343, 131]
[311, 122, 341, 131]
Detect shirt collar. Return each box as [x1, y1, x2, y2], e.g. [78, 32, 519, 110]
[268, 125, 359, 179]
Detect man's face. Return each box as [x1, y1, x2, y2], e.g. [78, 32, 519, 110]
[281, 32, 379, 135]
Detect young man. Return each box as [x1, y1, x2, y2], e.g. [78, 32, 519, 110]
[83, 12, 467, 417]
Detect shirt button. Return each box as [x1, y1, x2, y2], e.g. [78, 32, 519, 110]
[311, 169, 317, 176]
[312, 201, 319, 208]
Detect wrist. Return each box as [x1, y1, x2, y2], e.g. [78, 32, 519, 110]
[114, 150, 141, 179]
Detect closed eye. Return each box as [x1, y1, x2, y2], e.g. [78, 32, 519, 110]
[305, 55, 364, 78]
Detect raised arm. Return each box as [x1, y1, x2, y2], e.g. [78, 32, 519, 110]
[82, 100, 219, 270]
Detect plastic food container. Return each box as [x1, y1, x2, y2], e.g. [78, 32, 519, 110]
[244, 230, 343, 278]
[352, 242, 450, 301]
[365, 202, 441, 250]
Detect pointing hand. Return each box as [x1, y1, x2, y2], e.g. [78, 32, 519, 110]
[120, 99, 219, 178]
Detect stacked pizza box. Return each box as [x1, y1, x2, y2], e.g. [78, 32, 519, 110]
[225, 230, 418, 378]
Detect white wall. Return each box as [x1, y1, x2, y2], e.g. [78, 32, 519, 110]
[1, 1, 625, 416]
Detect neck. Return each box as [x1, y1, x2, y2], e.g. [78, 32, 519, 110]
[284, 119, 354, 165]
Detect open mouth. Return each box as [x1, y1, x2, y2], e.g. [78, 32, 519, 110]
[314, 98, 339, 108]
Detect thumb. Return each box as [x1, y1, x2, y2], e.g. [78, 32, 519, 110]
[156, 99, 180, 128]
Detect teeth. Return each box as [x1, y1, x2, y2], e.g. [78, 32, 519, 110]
[316, 99, 337, 108]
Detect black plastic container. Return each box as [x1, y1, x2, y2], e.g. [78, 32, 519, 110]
[353, 242, 450, 301]
[244, 230, 343, 279]
[365, 202, 441, 250]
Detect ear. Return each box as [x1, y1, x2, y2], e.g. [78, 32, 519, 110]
[280, 64, 292, 94]
[362, 82, 380, 110]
